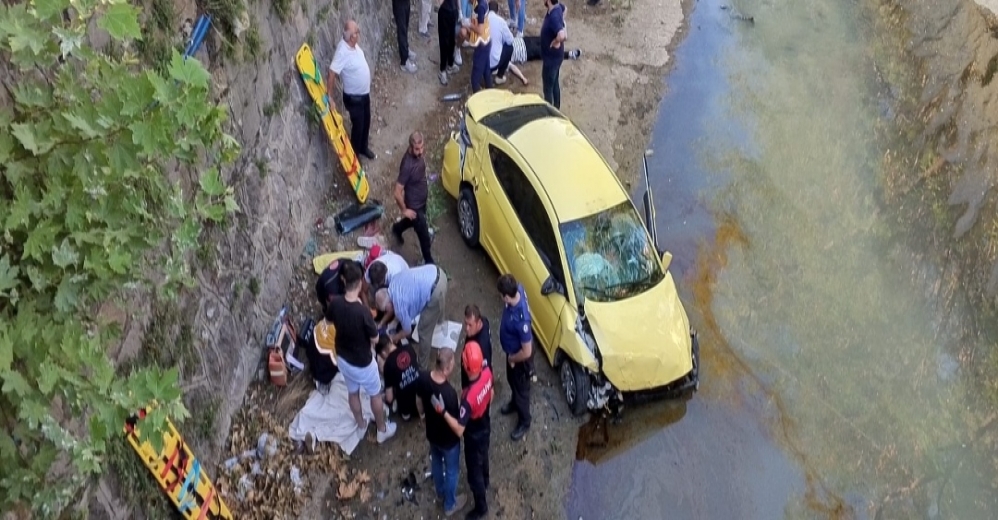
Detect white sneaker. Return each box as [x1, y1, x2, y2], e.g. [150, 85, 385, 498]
[357, 235, 381, 249]
[447, 64, 460, 74]
[401, 60, 417, 73]
[376, 421, 397, 444]
[495, 75, 507, 85]
[439, 71, 449, 85]
[453, 49, 463, 66]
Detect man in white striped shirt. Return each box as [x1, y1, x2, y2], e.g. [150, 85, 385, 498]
[376, 264, 449, 362]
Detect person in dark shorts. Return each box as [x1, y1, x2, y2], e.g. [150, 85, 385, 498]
[376, 333, 424, 421]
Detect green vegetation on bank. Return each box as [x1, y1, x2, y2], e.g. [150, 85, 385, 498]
[0, 0, 239, 515]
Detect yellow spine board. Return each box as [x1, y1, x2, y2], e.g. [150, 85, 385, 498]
[312, 250, 365, 274]
[295, 43, 371, 204]
[124, 409, 233, 520]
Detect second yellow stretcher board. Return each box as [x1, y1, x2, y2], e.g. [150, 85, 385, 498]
[124, 407, 233, 520]
[295, 43, 371, 204]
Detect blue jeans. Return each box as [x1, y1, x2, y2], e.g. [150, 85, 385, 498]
[542, 61, 561, 109]
[430, 442, 461, 510]
[507, 0, 526, 34]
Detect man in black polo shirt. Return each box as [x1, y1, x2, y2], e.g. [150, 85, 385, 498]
[391, 132, 435, 265]
[416, 349, 467, 515]
[461, 304, 493, 388]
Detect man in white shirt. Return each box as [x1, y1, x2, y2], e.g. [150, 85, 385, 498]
[487, 1, 514, 84]
[327, 20, 376, 161]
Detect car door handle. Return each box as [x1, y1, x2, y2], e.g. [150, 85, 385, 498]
[516, 242, 525, 260]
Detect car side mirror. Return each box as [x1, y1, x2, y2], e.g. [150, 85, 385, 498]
[541, 276, 565, 297]
[661, 251, 673, 271]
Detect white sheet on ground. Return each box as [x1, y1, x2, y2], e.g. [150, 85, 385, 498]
[287, 373, 377, 456]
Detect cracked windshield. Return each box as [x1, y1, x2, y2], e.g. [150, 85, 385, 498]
[561, 202, 662, 302]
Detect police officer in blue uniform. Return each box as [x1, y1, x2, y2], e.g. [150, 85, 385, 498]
[497, 274, 532, 441]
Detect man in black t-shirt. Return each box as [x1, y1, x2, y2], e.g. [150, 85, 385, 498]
[376, 334, 424, 421]
[327, 261, 397, 444]
[416, 349, 467, 515]
[461, 304, 493, 388]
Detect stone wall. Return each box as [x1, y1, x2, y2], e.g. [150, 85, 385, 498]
[92, 0, 392, 517]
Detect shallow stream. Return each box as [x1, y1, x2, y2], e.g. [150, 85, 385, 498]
[566, 0, 998, 518]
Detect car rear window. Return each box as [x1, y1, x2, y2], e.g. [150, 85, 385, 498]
[479, 104, 564, 138]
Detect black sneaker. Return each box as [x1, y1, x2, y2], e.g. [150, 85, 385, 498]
[500, 402, 516, 415]
[569, 49, 582, 60]
[510, 424, 530, 441]
[465, 507, 488, 520]
[361, 149, 377, 160]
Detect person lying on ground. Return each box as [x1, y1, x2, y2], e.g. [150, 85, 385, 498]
[503, 32, 581, 85]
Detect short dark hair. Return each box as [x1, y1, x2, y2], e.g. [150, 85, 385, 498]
[497, 274, 518, 298]
[436, 347, 454, 370]
[488, 0, 498, 11]
[341, 260, 363, 290]
[368, 261, 388, 289]
[464, 304, 482, 320]
[375, 333, 391, 357]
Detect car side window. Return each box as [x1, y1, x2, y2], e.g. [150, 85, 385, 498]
[489, 145, 566, 285]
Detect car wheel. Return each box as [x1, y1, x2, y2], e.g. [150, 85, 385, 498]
[457, 186, 480, 248]
[560, 358, 589, 416]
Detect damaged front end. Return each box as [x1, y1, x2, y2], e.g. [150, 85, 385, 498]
[572, 311, 700, 420]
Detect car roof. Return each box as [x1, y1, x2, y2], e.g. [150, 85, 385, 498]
[507, 116, 630, 222]
[466, 90, 549, 120]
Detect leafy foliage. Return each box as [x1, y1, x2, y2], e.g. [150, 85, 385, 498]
[0, 0, 240, 515]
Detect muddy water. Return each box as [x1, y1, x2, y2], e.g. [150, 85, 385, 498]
[566, 0, 997, 519]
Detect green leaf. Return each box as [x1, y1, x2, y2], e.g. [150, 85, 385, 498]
[51, 238, 79, 268]
[36, 363, 60, 395]
[107, 249, 131, 274]
[97, 4, 141, 41]
[0, 131, 13, 164]
[11, 121, 54, 155]
[5, 15, 49, 57]
[224, 194, 240, 214]
[13, 82, 53, 108]
[198, 168, 226, 196]
[53, 276, 81, 313]
[1, 370, 31, 397]
[0, 255, 19, 296]
[33, 0, 70, 20]
[129, 119, 158, 154]
[0, 332, 12, 372]
[63, 112, 99, 139]
[168, 51, 211, 89]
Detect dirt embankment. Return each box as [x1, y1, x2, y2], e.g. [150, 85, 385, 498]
[217, 0, 693, 518]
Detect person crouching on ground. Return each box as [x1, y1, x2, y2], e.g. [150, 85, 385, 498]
[327, 261, 397, 444]
[418, 348, 468, 516]
[374, 263, 449, 365]
[376, 333, 425, 422]
[432, 341, 494, 519]
[486, 1, 514, 84]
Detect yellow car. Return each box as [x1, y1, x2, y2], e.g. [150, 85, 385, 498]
[441, 90, 700, 416]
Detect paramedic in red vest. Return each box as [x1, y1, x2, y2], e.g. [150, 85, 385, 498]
[432, 341, 494, 519]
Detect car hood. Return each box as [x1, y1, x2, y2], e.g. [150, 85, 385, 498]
[584, 272, 692, 392]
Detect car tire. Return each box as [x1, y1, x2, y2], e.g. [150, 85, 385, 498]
[457, 186, 480, 248]
[560, 357, 589, 417]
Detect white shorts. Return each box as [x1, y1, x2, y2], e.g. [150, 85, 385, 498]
[337, 357, 382, 396]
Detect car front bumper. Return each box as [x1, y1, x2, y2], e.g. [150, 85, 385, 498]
[599, 331, 701, 415]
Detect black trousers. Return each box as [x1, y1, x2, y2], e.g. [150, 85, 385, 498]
[391, 209, 434, 264]
[438, 8, 458, 72]
[342, 93, 371, 156]
[492, 43, 513, 78]
[393, 0, 411, 66]
[465, 427, 491, 514]
[506, 358, 531, 427]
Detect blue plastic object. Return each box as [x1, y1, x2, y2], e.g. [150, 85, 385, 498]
[184, 15, 212, 59]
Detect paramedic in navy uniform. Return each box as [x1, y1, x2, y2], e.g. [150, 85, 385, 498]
[496, 274, 532, 441]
